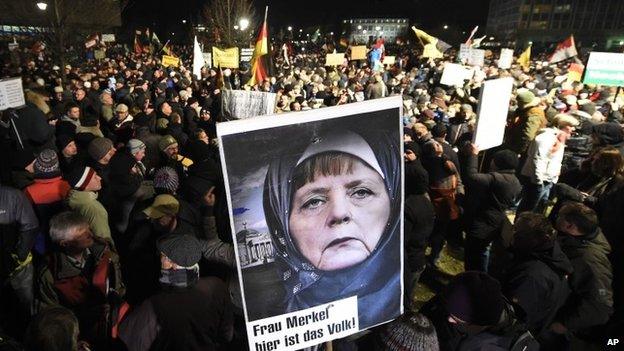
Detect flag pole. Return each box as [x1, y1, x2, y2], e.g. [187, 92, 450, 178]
[264, 6, 268, 24]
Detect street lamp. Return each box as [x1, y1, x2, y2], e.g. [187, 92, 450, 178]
[239, 18, 249, 31]
[330, 32, 334, 35]
[234, 25, 239, 30]
[443, 25, 449, 29]
[182, 19, 187, 24]
[357, 25, 362, 30]
[489, 36, 495, 40]
[299, 29, 303, 33]
[287, 26, 292, 31]
[36, 1, 48, 10]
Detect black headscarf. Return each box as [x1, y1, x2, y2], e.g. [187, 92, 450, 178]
[262, 129, 402, 329]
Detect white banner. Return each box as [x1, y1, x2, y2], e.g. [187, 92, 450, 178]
[459, 43, 471, 61]
[498, 48, 514, 69]
[467, 49, 485, 66]
[441, 63, 473, 86]
[221, 90, 277, 120]
[473, 77, 514, 150]
[241, 48, 254, 62]
[0, 77, 26, 111]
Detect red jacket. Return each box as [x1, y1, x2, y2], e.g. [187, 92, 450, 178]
[24, 176, 70, 205]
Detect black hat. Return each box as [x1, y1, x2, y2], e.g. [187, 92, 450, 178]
[492, 149, 519, 170]
[64, 166, 97, 190]
[431, 123, 448, 138]
[56, 133, 74, 151]
[157, 234, 202, 267]
[445, 271, 505, 326]
[187, 96, 198, 105]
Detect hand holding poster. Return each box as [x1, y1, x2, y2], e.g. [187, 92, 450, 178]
[218, 97, 404, 351]
[213, 47, 240, 68]
[473, 77, 514, 150]
[325, 53, 345, 66]
[0, 77, 26, 111]
[350, 46, 367, 60]
[498, 48, 514, 69]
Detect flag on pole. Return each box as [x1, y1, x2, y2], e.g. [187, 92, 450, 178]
[247, 7, 271, 86]
[162, 40, 175, 56]
[134, 31, 142, 55]
[411, 27, 451, 58]
[471, 35, 486, 48]
[464, 26, 479, 45]
[518, 45, 531, 70]
[193, 36, 205, 79]
[549, 35, 578, 63]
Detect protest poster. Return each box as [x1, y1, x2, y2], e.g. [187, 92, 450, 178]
[212, 47, 240, 68]
[382, 56, 396, 65]
[440, 63, 472, 86]
[467, 49, 485, 66]
[325, 53, 345, 66]
[0, 77, 26, 111]
[101, 34, 116, 42]
[498, 48, 514, 69]
[94, 50, 106, 60]
[241, 48, 254, 62]
[217, 97, 404, 351]
[458, 44, 471, 61]
[473, 77, 514, 150]
[422, 44, 443, 59]
[351, 45, 367, 60]
[221, 90, 278, 121]
[161, 55, 180, 67]
[583, 52, 624, 87]
[203, 52, 212, 68]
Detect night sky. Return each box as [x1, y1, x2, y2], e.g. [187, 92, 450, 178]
[123, 0, 490, 38]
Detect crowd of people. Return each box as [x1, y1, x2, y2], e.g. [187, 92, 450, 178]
[0, 34, 622, 351]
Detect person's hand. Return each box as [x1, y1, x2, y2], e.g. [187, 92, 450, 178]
[468, 143, 479, 156]
[48, 119, 57, 126]
[404, 149, 417, 162]
[203, 186, 216, 207]
[549, 322, 568, 335]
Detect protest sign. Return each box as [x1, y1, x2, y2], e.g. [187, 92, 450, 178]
[213, 47, 240, 68]
[382, 56, 396, 65]
[422, 44, 443, 59]
[203, 53, 212, 68]
[241, 48, 254, 62]
[467, 49, 485, 66]
[221, 90, 277, 121]
[473, 77, 514, 150]
[217, 97, 404, 351]
[325, 53, 345, 66]
[498, 48, 514, 69]
[101, 34, 116, 42]
[351, 45, 367, 60]
[440, 63, 472, 86]
[0, 77, 26, 111]
[161, 55, 180, 67]
[94, 50, 106, 60]
[583, 52, 624, 87]
[459, 44, 471, 61]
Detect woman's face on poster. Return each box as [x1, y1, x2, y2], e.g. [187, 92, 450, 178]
[288, 157, 390, 271]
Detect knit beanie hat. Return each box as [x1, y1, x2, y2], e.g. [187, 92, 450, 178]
[158, 135, 178, 151]
[34, 149, 61, 179]
[154, 167, 179, 193]
[56, 134, 74, 151]
[88, 137, 114, 161]
[127, 139, 146, 156]
[377, 313, 439, 351]
[445, 271, 505, 326]
[492, 149, 519, 170]
[64, 166, 97, 190]
[157, 234, 202, 267]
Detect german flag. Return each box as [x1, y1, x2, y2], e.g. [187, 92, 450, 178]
[247, 8, 272, 87]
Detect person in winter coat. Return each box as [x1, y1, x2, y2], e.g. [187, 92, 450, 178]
[505, 89, 548, 155]
[518, 114, 579, 213]
[590, 122, 624, 156]
[552, 202, 613, 342]
[463, 144, 522, 272]
[502, 212, 572, 347]
[118, 234, 234, 351]
[35, 211, 124, 350]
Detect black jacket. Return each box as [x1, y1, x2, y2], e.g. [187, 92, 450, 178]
[404, 193, 435, 271]
[503, 243, 573, 335]
[555, 230, 613, 332]
[463, 154, 521, 239]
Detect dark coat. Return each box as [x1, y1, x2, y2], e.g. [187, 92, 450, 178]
[119, 277, 234, 351]
[404, 194, 435, 272]
[463, 154, 521, 239]
[555, 230, 613, 332]
[503, 243, 573, 335]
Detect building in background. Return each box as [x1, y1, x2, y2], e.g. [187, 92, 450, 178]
[341, 18, 409, 45]
[487, 0, 624, 50]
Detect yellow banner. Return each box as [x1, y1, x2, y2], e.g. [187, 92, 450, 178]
[325, 53, 345, 66]
[422, 44, 443, 59]
[162, 55, 180, 67]
[351, 46, 367, 60]
[212, 47, 239, 69]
